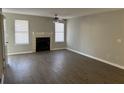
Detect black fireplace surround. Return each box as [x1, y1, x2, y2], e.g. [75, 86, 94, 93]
[36, 37, 50, 52]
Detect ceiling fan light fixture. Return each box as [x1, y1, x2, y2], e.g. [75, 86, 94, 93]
[53, 14, 65, 23]
[53, 14, 60, 23]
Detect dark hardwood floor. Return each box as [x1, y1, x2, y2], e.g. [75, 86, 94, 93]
[4, 50, 124, 84]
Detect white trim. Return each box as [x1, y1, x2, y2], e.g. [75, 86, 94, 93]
[8, 51, 33, 55]
[1, 74, 4, 84]
[8, 48, 66, 55]
[51, 47, 66, 51]
[67, 48, 124, 70]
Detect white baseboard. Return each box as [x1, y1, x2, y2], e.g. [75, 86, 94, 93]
[67, 48, 124, 70]
[51, 47, 66, 51]
[8, 48, 66, 55]
[8, 51, 33, 55]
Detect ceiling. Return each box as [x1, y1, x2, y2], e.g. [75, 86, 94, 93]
[2, 8, 122, 19]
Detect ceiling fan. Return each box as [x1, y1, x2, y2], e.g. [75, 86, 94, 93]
[53, 14, 65, 23]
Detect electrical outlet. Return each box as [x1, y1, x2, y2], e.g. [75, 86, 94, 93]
[116, 39, 122, 43]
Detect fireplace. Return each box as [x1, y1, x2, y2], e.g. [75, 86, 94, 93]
[36, 37, 50, 52]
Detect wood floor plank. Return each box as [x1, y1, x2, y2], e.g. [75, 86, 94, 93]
[4, 50, 124, 84]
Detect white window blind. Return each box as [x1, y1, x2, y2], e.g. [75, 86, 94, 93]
[15, 20, 29, 44]
[55, 22, 64, 42]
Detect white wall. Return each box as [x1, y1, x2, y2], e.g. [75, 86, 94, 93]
[67, 10, 124, 67]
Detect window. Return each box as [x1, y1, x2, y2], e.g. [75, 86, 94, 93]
[15, 20, 29, 44]
[55, 22, 64, 42]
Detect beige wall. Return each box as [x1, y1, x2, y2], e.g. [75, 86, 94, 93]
[4, 13, 66, 54]
[67, 10, 124, 66]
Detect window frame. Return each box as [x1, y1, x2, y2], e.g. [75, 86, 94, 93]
[55, 22, 65, 43]
[14, 19, 29, 45]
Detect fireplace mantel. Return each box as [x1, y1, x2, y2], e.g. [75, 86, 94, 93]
[32, 32, 53, 52]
